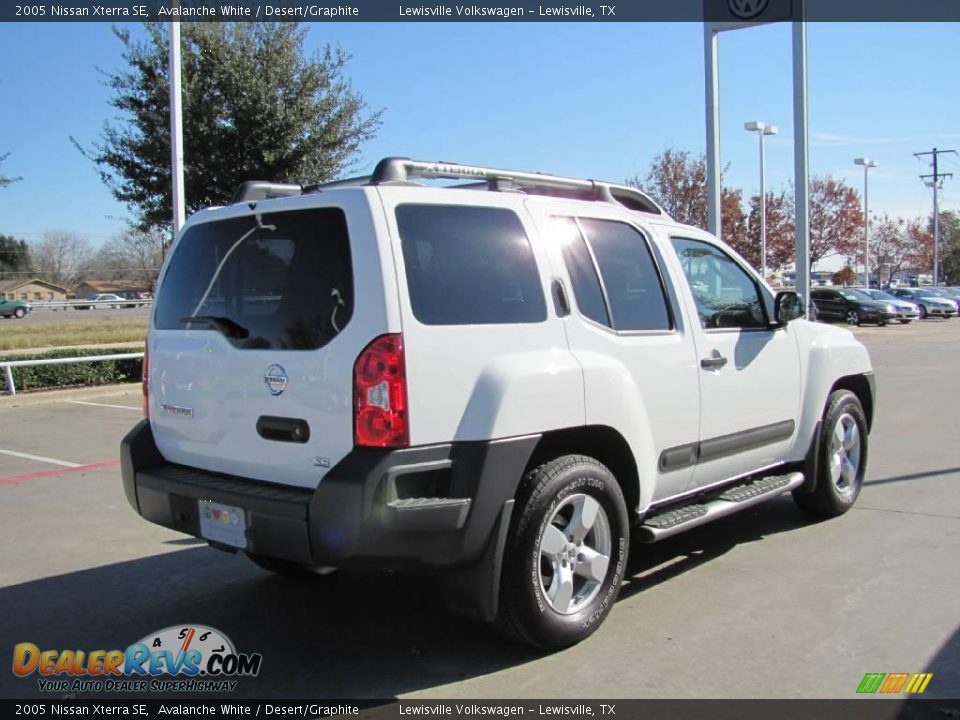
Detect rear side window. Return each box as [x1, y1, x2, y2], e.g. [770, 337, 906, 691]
[396, 204, 547, 325]
[154, 208, 353, 350]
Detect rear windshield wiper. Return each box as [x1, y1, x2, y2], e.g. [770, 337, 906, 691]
[180, 315, 250, 339]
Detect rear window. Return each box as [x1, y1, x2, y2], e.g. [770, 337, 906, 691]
[154, 208, 353, 350]
[396, 204, 547, 325]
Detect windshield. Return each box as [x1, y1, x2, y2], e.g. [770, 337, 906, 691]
[839, 289, 871, 301]
[865, 290, 895, 301]
[154, 208, 353, 350]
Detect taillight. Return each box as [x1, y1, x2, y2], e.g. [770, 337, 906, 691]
[353, 334, 409, 448]
[142, 339, 150, 419]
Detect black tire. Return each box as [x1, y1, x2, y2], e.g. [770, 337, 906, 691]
[13, 308, 25, 319]
[918, 305, 927, 319]
[899, 319, 911, 324]
[845, 310, 860, 326]
[496, 455, 629, 650]
[793, 389, 868, 518]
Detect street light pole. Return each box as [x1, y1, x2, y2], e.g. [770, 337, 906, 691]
[169, 19, 186, 237]
[745, 121, 779, 281]
[854, 158, 877, 287]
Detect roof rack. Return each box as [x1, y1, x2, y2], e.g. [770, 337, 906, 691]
[231, 157, 666, 216]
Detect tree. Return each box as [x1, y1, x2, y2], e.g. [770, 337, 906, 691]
[907, 218, 935, 277]
[0, 235, 31, 276]
[76, 23, 382, 232]
[29, 231, 93, 287]
[0, 152, 21, 190]
[82, 228, 166, 291]
[807, 176, 863, 267]
[865, 215, 912, 286]
[938, 210, 960, 284]
[831, 267, 856, 286]
[746, 190, 794, 273]
[628, 148, 747, 260]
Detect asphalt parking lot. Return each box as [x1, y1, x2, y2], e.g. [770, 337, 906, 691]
[0, 319, 957, 701]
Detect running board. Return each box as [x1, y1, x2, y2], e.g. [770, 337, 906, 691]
[637, 472, 804, 542]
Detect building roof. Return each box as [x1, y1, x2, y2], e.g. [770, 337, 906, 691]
[0, 278, 69, 294]
[74, 279, 148, 293]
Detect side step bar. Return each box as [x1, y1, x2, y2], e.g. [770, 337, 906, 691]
[637, 472, 804, 543]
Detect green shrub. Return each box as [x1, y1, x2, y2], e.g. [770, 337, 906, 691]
[7, 347, 144, 393]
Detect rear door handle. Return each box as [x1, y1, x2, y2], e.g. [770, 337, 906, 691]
[700, 355, 728, 369]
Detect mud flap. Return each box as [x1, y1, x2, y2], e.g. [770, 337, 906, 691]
[442, 499, 514, 623]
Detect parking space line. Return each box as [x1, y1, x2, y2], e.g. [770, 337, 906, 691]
[0, 459, 121, 486]
[68, 400, 141, 411]
[0, 448, 81, 468]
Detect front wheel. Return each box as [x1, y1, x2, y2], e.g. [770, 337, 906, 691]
[845, 310, 860, 326]
[13, 308, 25, 319]
[794, 389, 868, 518]
[918, 305, 927, 319]
[496, 455, 629, 650]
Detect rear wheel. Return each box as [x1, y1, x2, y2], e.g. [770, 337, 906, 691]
[794, 389, 867, 518]
[496, 455, 629, 650]
[13, 307, 25, 319]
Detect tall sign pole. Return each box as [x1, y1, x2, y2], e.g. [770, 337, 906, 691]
[792, 18, 810, 310]
[169, 20, 186, 237]
[704, 1, 810, 315]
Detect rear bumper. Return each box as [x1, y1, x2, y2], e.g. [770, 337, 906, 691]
[121, 420, 537, 571]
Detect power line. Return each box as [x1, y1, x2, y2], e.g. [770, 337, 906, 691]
[914, 147, 957, 285]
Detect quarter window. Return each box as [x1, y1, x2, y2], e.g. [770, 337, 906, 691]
[671, 238, 767, 330]
[396, 204, 547, 326]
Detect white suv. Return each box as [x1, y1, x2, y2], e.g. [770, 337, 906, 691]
[122, 158, 875, 649]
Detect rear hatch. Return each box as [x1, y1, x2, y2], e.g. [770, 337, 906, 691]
[149, 197, 387, 488]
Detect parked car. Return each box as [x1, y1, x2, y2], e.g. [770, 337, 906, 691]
[886, 287, 958, 319]
[123, 157, 875, 650]
[928, 287, 960, 306]
[810, 288, 897, 326]
[0, 299, 31, 319]
[856, 288, 919, 324]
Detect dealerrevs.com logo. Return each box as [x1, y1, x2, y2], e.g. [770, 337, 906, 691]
[12, 625, 262, 693]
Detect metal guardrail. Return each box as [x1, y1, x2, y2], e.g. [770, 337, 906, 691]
[28, 300, 153, 311]
[1, 352, 144, 396]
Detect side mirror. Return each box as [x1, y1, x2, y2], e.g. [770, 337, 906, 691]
[774, 291, 805, 324]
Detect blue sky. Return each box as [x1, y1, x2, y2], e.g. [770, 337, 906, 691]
[0, 21, 958, 247]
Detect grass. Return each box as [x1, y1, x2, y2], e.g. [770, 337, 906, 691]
[0, 318, 147, 352]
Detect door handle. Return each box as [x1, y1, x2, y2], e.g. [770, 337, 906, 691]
[700, 355, 728, 370]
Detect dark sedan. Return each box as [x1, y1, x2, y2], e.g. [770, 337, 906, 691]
[810, 288, 897, 326]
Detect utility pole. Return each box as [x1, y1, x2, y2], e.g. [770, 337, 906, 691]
[914, 147, 956, 286]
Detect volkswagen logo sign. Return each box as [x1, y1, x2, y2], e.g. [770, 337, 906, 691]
[727, 0, 771, 19]
[264, 364, 288, 396]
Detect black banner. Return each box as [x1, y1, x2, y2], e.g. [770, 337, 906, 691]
[3, 699, 960, 719]
[2, 0, 959, 23]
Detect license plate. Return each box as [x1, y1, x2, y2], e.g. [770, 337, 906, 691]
[198, 500, 247, 549]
